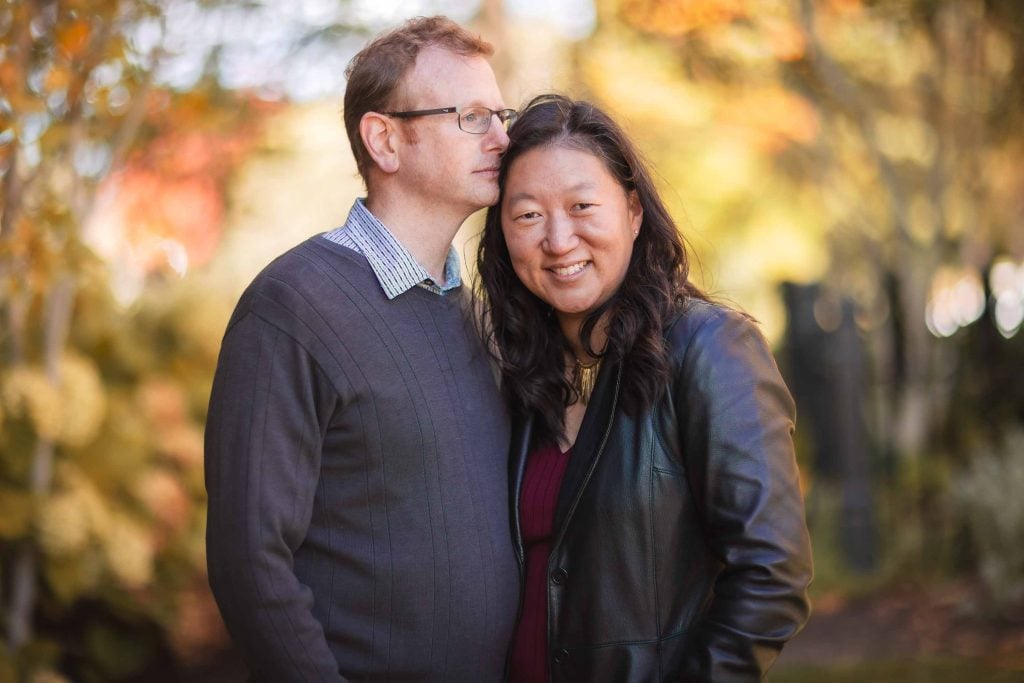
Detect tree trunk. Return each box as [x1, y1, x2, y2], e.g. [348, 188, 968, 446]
[6, 276, 75, 648]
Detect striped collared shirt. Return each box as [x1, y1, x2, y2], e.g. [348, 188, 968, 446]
[321, 199, 462, 299]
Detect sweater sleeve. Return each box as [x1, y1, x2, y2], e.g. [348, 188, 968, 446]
[673, 309, 813, 682]
[205, 310, 347, 683]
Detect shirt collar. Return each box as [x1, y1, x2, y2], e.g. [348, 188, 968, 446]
[343, 198, 462, 300]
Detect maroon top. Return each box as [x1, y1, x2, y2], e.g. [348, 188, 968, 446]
[509, 442, 571, 683]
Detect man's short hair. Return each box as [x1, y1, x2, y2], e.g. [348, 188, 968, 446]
[343, 16, 494, 184]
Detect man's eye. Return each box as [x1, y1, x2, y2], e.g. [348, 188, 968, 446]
[463, 111, 480, 123]
[573, 203, 595, 211]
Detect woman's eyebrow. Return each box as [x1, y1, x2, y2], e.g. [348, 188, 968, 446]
[505, 192, 536, 205]
[505, 182, 598, 206]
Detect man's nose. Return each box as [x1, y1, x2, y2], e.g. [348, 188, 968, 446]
[485, 114, 510, 150]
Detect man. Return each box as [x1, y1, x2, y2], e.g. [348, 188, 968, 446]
[205, 17, 519, 681]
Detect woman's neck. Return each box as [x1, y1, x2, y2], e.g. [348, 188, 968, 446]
[559, 313, 609, 364]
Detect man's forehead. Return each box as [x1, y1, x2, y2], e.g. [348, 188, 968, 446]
[411, 45, 483, 71]
[400, 47, 500, 105]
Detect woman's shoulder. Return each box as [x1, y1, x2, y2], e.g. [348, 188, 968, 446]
[664, 299, 743, 340]
[663, 299, 765, 360]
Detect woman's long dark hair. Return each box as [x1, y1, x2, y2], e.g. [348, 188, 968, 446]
[476, 94, 708, 446]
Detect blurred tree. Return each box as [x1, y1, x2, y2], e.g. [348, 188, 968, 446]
[782, 281, 875, 572]
[575, 0, 1024, 576]
[0, 0, 313, 678]
[1, 0, 170, 657]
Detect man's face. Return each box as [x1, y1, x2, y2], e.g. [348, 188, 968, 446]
[392, 47, 510, 218]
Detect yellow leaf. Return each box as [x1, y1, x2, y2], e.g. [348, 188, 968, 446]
[38, 491, 92, 555]
[3, 367, 63, 441]
[100, 512, 155, 589]
[1, 353, 107, 446]
[56, 352, 107, 448]
[0, 486, 33, 539]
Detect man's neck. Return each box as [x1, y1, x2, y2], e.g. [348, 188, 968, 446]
[364, 194, 467, 284]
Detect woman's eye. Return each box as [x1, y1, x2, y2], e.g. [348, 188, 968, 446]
[572, 203, 594, 211]
[517, 211, 540, 221]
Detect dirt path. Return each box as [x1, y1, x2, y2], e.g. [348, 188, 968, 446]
[774, 581, 1024, 670]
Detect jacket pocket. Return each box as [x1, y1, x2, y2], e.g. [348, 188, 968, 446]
[554, 639, 662, 683]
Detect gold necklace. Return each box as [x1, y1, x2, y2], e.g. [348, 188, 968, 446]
[572, 357, 601, 403]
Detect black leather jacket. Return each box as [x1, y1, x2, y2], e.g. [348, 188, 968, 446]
[509, 301, 813, 682]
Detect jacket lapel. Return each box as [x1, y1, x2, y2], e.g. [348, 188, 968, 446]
[552, 359, 623, 541]
[508, 412, 533, 565]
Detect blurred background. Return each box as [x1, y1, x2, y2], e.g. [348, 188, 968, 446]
[1, 0, 1022, 680]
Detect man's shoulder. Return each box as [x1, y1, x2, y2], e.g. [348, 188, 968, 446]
[245, 236, 367, 297]
[229, 237, 369, 323]
[254, 235, 335, 279]
[221, 236, 378, 352]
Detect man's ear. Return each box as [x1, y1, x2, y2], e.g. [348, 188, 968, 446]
[360, 112, 400, 174]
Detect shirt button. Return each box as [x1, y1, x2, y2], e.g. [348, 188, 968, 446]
[551, 567, 568, 585]
[554, 648, 569, 664]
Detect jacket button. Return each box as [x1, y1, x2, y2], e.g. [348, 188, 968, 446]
[551, 567, 568, 585]
[554, 648, 569, 664]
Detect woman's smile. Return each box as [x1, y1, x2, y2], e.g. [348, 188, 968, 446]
[548, 260, 591, 278]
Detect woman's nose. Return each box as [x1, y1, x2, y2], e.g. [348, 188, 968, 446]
[542, 215, 578, 255]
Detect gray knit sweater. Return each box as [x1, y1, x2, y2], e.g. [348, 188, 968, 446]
[205, 236, 517, 682]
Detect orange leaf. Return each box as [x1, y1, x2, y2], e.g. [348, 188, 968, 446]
[0, 60, 19, 92]
[57, 19, 91, 58]
[622, 0, 749, 37]
[44, 64, 72, 91]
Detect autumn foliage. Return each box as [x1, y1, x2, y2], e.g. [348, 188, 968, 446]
[1, 1, 272, 679]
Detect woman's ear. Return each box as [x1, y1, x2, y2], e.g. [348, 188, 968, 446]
[628, 190, 643, 239]
[360, 112, 400, 174]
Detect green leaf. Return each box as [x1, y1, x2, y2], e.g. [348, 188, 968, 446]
[84, 621, 155, 679]
[43, 553, 102, 605]
[14, 639, 61, 681]
[0, 649, 15, 683]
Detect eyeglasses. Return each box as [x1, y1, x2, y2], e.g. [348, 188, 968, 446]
[385, 106, 518, 134]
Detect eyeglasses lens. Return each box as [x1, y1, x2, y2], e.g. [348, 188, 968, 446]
[459, 108, 488, 134]
[459, 108, 517, 134]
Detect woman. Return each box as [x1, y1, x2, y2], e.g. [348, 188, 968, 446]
[477, 94, 813, 682]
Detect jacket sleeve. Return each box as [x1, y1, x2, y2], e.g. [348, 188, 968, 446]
[673, 309, 813, 682]
[205, 311, 347, 683]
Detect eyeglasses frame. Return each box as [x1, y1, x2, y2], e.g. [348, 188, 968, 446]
[384, 106, 518, 134]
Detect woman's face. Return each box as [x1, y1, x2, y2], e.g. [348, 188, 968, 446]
[501, 144, 642, 334]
